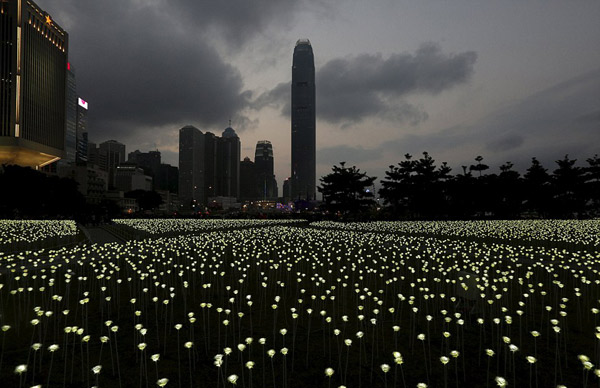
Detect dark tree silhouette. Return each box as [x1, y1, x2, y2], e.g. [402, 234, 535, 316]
[380, 152, 453, 219]
[469, 155, 489, 177]
[412, 152, 451, 218]
[552, 155, 586, 217]
[494, 162, 522, 218]
[318, 162, 376, 218]
[0, 164, 86, 218]
[446, 165, 476, 219]
[522, 158, 552, 217]
[584, 154, 600, 215]
[379, 153, 415, 217]
[468, 155, 494, 217]
[377, 152, 600, 220]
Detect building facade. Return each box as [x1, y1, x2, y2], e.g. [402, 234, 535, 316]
[128, 149, 160, 187]
[158, 163, 178, 193]
[217, 126, 240, 199]
[63, 64, 77, 165]
[0, 0, 68, 167]
[203, 132, 217, 201]
[115, 165, 152, 192]
[98, 140, 125, 187]
[76, 97, 88, 164]
[239, 157, 259, 201]
[87, 142, 105, 168]
[178, 125, 204, 212]
[178, 125, 242, 213]
[291, 39, 316, 200]
[255, 140, 278, 199]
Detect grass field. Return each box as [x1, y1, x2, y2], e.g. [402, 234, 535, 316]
[0, 219, 599, 387]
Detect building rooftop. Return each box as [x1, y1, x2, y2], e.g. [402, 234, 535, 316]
[222, 127, 238, 138]
[296, 39, 311, 46]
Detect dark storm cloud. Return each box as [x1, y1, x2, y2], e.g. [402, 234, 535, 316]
[478, 68, 600, 158]
[250, 82, 290, 113]
[170, 0, 324, 49]
[44, 0, 314, 144]
[381, 68, 600, 171]
[575, 110, 600, 124]
[252, 43, 476, 125]
[485, 134, 524, 152]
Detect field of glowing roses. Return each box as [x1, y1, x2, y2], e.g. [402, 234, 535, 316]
[0, 219, 599, 388]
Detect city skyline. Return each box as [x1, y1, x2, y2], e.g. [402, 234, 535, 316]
[20, 1, 600, 194]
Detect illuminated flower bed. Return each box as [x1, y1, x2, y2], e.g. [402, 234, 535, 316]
[312, 219, 600, 248]
[0, 220, 79, 247]
[113, 218, 307, 235]
[0, 224, 598, 387]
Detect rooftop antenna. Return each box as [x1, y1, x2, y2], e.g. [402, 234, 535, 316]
[228, 118, 232, 127]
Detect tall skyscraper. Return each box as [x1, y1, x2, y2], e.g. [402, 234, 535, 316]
[291, 39, 316, 200]
[217, 126, 240, 199]
[63, 64, 77, 165]
[255, 140, 278, 199]
[76, 97, 88, 164]
[179, 125, 204, 212]
[203, 132, 217, 200]
[239, 157, 259, 201]
[0, 0, 68, 168]
[60, 65, 86, 166]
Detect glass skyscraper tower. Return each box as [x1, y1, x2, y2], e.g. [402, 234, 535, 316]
[291, 39, 316, 200]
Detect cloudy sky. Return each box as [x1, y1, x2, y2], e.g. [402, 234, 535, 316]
[45, 0, 600, 195]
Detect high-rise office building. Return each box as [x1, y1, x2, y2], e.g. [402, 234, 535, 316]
[203, 132, 217, 200]
[87, 142, 106, 168]
[0, 0, 68, 167]
[98, 140, 125, 187]
[76, 97, 88, 164]
[60, 65, 86, 166]
[291, 39, 316, 200]
[98, 140, 125, 170]
[179, 125, 204, 211]
[158, 163, 179, 194]
[63, 64, 77, 165]
[178, 124, 241, 213]
[128, 149, 160, 185]
[239, 157, 259, 201]
[255, 140, 278, 199]
[217, 126, 240, 199]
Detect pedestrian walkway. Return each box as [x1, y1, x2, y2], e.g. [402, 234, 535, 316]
[79, 225, 125, 244]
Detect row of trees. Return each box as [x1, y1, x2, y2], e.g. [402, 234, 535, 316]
[318, 153, 600, 220]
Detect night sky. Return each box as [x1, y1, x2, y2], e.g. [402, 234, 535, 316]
[43, 0, 600, 195]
